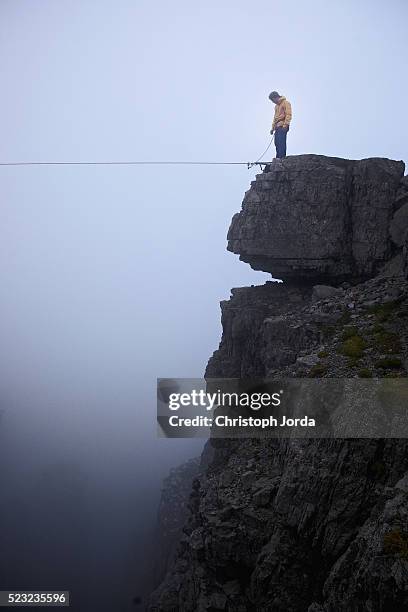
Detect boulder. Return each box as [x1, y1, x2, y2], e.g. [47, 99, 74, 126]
[312, 285, 342, 302]
[227, 155, 404, 283]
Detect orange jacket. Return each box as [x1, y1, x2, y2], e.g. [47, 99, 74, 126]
[272, 96, 292, 130]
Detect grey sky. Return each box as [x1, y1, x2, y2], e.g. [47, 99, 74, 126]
[0, 1, 406, 609]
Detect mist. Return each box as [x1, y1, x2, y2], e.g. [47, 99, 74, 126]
[0, 0, 407, 610]
[0, 160, 269, 610]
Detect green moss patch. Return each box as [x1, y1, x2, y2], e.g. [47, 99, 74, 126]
[338, 334, 367, 359]
[358, 368, 373, 378]
[341, 326, 360, 341]
[375, 357, 402, 369]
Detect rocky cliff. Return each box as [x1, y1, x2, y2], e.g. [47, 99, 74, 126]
[149, 155, 408, 612]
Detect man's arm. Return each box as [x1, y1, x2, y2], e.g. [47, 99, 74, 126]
[282, 100, 292, 128]
[271, 106, 278, 133]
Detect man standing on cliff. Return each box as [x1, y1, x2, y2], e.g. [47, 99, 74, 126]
[269, 91, 292, 159]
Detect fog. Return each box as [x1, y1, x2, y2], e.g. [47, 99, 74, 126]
[0, 163, 267, 610]
[0, 1, 406, 610]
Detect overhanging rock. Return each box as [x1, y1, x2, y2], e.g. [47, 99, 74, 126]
[227, 154, 405, 284]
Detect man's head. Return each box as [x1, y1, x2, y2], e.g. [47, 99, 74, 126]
[269, 91, 281, 103]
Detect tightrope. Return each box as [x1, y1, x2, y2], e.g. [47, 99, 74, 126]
[0, 160, 247, 166]
[0, 160, 269, 168]
[0, 138, 275, 169]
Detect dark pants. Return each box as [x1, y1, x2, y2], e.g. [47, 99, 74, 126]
[275, 126, 288, 158]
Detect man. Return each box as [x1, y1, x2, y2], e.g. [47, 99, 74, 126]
[269, 91, 292, 159]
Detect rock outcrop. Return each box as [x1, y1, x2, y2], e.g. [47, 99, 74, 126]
[149, 155, 408, 612]
[228, 155, 405, 283]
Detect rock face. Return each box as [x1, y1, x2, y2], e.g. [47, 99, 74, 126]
[206, 282, 314, 378]
[150, 458, 201, 591]
[207, 274, 408, 381]
[228, 155, 405, 283]
[149, 156, 408, 612]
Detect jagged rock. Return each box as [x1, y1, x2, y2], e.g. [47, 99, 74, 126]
[227, 155, 404, 283]
[296, 354, 319, 367]
[320, 472, 408, 611]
